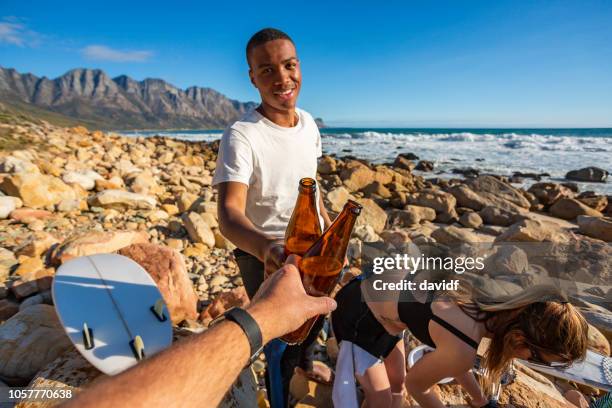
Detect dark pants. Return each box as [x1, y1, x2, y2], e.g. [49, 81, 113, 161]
[234, 248, 324, 408]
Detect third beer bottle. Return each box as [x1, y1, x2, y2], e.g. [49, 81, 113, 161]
[281, 199, 362, 344]
[284, 177, 323, 256]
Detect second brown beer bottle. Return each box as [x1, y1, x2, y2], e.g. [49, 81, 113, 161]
[281, 199, 362, 344]
[284, 177, 323, 256]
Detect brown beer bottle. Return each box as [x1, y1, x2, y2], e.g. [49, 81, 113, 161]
[284, 178, 323, 256]
[281, 199, 362, 344]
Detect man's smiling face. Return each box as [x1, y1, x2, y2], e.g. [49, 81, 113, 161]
[248, 39, 301, 112]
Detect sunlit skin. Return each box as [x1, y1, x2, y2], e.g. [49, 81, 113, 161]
[248, 39, 301, 128]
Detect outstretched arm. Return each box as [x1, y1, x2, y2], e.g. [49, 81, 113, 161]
[62, 256, 336, 408]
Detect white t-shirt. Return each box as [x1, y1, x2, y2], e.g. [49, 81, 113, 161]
[213, 107, 323, 239]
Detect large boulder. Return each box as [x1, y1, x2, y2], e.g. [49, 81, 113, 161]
[466, 175, 531, 210]
[577, 216, 612, 242]
[354, 198, 387, 234]
[326, 187, 355, 213]
[0, 305, 72, 385]
[340, 161, 391, 192]
[0, 173, 76, 209]
[496, 219, 570, 243]
[488, 245, 529, 276]
[317, 155, 337, 174]
[393, 155, 415, 171]
[50, 230, 148, 264]
[577, 193, 608, 212]
[415, 160, 434, 172]
[528, 182, 574, 207]
[88, 189, 156, 210]
[431, 225, 480, 245]
[480, 205, 524, 226]
[407, 189, 456, 214]
[361, 181, 391, 199]
[447, 184, 489, 211]
[550, 198, 602, 220]
[182, 212, 216, 247]
[566, 167, 608, 183]
[119, 243, 198, 324]
[387, 206, 436, 227]
[458, 212, 483, 229]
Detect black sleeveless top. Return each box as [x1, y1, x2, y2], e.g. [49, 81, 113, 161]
[397, 290, 479, 350]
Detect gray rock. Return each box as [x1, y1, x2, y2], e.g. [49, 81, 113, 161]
[566, 167, 608, 183]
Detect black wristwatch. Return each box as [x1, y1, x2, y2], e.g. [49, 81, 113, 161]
[210, 307, 263, 366]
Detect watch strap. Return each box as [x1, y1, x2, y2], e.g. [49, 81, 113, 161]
[225, 307, 263, 365]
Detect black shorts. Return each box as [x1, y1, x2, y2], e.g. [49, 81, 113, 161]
[332, 278, 402, 360]
[233, 248, 264, 299]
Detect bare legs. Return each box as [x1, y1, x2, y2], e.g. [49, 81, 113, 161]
[454, 371, 488, 407]
[356, 338, 406, 408]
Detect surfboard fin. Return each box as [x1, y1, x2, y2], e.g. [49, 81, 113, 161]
[130, 335, 145, 361]
[82, 322, 94, 350]
[150, 299, 167, 322]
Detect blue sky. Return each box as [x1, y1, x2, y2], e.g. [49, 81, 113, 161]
[1, 0, 611, 127]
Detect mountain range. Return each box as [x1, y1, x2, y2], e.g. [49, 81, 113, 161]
[0, 67, 262, 130]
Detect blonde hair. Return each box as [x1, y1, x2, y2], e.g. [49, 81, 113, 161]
[447, 283, 589, 394]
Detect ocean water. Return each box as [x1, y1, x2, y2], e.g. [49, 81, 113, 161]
[121, 128, 612, 195]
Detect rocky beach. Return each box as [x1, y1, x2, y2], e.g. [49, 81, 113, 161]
[0, 112, 611, 408]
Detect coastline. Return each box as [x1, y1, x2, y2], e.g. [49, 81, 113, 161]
[121, 127, 612, 195]
[0, 117, 610, 407]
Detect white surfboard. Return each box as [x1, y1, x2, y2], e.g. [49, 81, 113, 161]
[52, 253, 173, 375]
[520, 350, 612, 392]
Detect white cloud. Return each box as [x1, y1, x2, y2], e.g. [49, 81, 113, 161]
[0, 22, 27, 46]
[0, 18, 42, 47]
[82, 45, 154, 62]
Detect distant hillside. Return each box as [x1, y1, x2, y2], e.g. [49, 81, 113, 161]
[0, 67, 257, 130]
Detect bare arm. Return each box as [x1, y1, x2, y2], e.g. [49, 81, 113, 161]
[217, 182, 285, 274]
[217, 181, 274, 260]
[62, 257, 336, 408]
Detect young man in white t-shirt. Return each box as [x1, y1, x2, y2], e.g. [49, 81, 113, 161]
[213, 28, 333, 407]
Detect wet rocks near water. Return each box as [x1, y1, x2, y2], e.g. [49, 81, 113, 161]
[415, 160, 434, 172]
[549, 197, 603, 220]
[566, 166, 609, 183]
